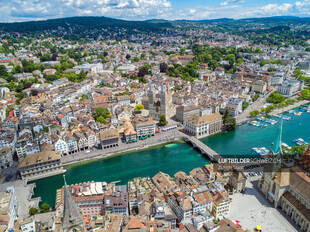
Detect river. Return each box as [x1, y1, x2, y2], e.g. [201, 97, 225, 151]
[32, 106, 310, 207]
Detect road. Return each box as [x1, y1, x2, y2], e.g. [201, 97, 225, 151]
[236, 92, 273, 124]
[61, 129, 181, 165]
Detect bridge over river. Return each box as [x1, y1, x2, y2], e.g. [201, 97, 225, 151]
[179, 132, 222, 162]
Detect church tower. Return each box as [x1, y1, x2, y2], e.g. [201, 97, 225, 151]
[160, 82, 168, 118]
[148, 83, 156, 119]
[62, 175, 85, 232]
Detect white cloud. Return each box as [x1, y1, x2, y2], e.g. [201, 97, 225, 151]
[258, 3, 293, 16]
[221, 0, 244, 6]
[1, 0, 310, 22]
[0, 0, 172, 21]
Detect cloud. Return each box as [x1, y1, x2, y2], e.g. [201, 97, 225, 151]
[220, 0, 244, 6]
[245, 1, 310, 17]
[257, 3, 293, 16]
[0, 0, 172, 22]
[1, 0, 310, 22]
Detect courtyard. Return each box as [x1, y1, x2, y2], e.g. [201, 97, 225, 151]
[230, 180, 298, 232]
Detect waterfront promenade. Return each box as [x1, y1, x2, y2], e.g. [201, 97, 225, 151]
[236, 91, 273, 124]
[270, 100, 309, 116]
[61, 129, 181, 166]
[237, 99, 309, 124]
[61, 129, 221, 166]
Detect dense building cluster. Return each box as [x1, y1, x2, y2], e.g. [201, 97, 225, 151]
[0, 16, 309, 232]
[50, 164, 246, 231]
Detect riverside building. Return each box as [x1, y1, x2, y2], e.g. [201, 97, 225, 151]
[184, 112, 222, 139]
[18, 150, 64, 181]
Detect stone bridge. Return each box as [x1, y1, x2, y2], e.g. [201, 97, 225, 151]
[179, 132, 222, 163]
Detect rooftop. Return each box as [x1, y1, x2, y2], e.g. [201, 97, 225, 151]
[18, 150, 61, 168]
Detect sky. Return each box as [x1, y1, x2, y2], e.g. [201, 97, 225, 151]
[1, 0, 310, 22]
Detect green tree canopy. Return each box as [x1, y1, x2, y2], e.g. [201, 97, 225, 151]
[96, 115, 108, 124]
[225, 54, 235, 65]
[134, 104, 144, 111]
[0, 65, 8, 76]
[267, 92, 285, 104]
[40, 203, 50, 213]
[250, 110, 260, 117]
[29, 207, 39, 216]
[223, 109, 236, 131]
[252, 94, 259, 102]
[80, 94, 89, 101]
[92, 107, 110, 119]
[159, 114, 168, 126]
[299, 89, 310, 100]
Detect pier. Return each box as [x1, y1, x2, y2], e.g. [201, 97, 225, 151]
[180, 132, 222, 162]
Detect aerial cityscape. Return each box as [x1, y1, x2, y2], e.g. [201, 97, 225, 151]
[0, 0, 310, 231]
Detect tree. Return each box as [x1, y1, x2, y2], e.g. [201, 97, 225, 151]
[96, 115, 107, 124]
[134, 104, 144, 111]
[267, 91, 285, 104]
[293, 68, 303, 79]
[299, 89, 310, 100]
[103, 51, 108, 57]
[29, 207, 39, 216]
[40, 203, 50, 213]
[264, 105, 275, 113]
[225, 54, 235, 65]
[159, 62, 168, 73]
[291, 145, 308, 157]
[237, 57, 243, 66]
[80, 94, 89, 101]
[250, 110, 259, 117]
[0, 65, 7, 76]
[159, 114, 168, 126]
[252, 94, 259, 102]
[138, 66, 149, 77]
[52, 53, 58, 61]
[242, 102, 249, 111]
[92, 107, 110, 119]
[223, 109, 236, 131]
[125, 54, 131, 60]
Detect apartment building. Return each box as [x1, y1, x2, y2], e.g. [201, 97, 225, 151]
[133, 116, 155, 138]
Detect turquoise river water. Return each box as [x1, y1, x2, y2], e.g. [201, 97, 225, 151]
[32, 107, 310, 207]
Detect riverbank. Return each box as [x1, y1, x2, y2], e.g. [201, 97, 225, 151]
[32, 142, 208, 206]
[32, 106, 310, 206]
[61, 129, 181, 166]
[270, 100, 309, 116]
[64, 139, 185, 169]
[237, 100, 309, 124]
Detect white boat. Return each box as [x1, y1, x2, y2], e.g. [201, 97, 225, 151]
[281, 143, 291, 150]
[282, 116, 291, 120]
[252, 147, 270, 155]
[293, 138, 308, 146]
[307, 105, 310, 113]
[294, 112, 302, 116]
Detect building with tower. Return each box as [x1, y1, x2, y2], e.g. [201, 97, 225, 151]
[56, 175, 85, 232]
[142, 83, 174, 121]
